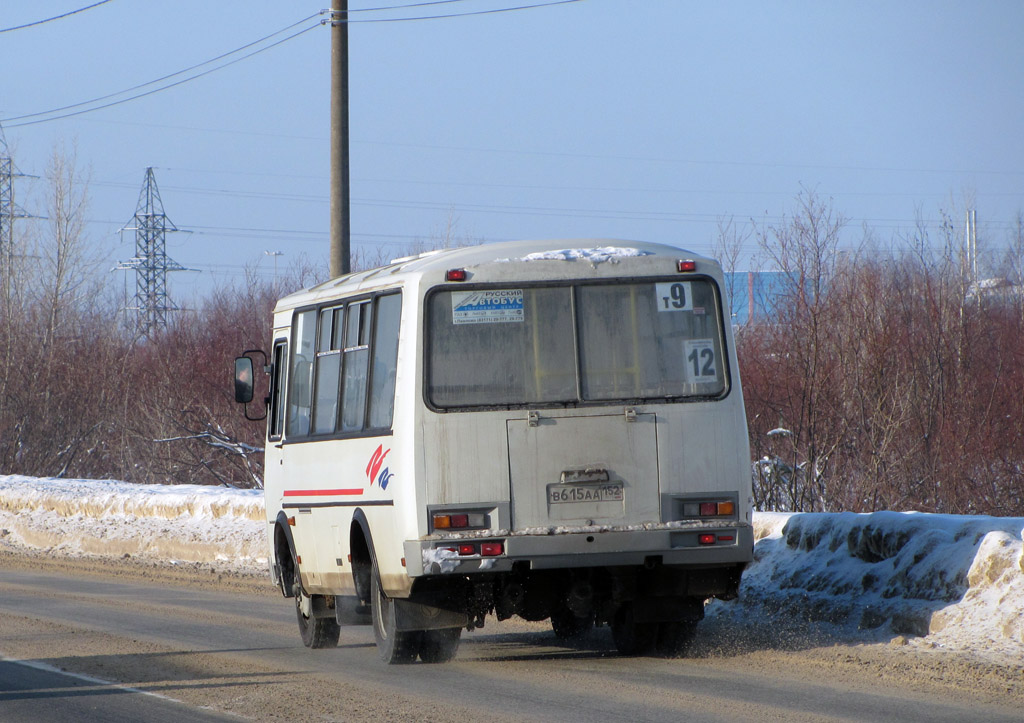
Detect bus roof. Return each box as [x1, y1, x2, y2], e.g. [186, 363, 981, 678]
[274, 239, 715, 313]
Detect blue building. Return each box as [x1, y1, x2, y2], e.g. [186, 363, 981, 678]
[723, 271, 789, 326]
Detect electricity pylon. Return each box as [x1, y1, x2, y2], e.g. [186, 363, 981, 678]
[0, 123, 29, 274]
[116, 168, 190, 338]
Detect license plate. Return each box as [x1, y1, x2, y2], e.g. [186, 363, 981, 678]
[548, 483, 624, 505]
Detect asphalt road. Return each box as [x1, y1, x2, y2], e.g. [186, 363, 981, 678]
[0, 658, 239, 722]
[0, 560, 1020, 722]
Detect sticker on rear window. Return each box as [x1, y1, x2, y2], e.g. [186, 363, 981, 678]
[452, 290, 524, 324]
[683, 339, 718, 383]
[655, 282, 694, 312]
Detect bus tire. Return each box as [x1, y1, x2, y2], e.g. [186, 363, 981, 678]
[550, 607, 594, 640]
[611, 603, 657, 656]
[419, 627, 461, 663]
[294, 583, 341, 649]
[371, 562, 422, 664]
[655, 620, 698, 657]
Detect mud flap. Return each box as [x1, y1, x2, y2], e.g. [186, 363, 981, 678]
[393, 598, 469, 632]
[334, 593, 372, 626]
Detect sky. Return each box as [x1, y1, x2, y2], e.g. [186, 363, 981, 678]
[2, 0, 1023, 305]
[1, 474, 1022, 666]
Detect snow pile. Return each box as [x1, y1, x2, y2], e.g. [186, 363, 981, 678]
[1, 475, 1022, 663]
[0, 475, 267, 573]
[707, 511, 1024, 664]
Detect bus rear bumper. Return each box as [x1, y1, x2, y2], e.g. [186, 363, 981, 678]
[405, 523, 755, 578]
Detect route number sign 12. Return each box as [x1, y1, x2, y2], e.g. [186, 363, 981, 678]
[684, 339, 718, 384]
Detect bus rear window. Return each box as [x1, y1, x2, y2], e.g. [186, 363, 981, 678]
[427, 287, 576, 407]
[426, 280, 727, 409]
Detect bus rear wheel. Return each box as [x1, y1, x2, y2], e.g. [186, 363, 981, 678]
[419, 627, 461, 663]
[371, 562, 422, 664]
[550, 606, 594, 640]
[655, 619, 698, 657]
[294, 577, 341, 648]
[611, 602, 657, 655]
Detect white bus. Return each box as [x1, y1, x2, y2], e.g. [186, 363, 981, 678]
[234, 240, 753, 663]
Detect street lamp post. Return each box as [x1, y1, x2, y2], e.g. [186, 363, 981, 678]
[265, 250, 283, 282]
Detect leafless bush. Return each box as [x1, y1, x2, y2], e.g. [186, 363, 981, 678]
[742, 194, 1024, 515]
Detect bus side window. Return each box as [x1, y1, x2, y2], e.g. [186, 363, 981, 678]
[368, 293, 401, 430]
[313, 306, 343, 434]
[340, 301, 371, 432]
[268, 340, 288, 440]
[287, 309, 317, 437]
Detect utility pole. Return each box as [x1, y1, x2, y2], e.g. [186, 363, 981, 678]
[965, 208, 978, 284]
[329, 0, 351, 278]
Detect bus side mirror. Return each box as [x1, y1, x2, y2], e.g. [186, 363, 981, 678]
[234, 357, 255, 404]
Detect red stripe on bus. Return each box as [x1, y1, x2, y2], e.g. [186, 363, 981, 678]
[283, 489, 363, 497]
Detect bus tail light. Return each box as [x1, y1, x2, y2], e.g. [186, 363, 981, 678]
[431, 511, 489, 531]
[677, 259, 697, 272]
[680, 499, 736, 519]
[698, 533, 716, 546]
[446, 268, 467, 281]
[480, 542, 504, 557]
[453, 541, 504, 557]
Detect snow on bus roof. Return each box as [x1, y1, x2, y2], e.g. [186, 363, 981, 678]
[378, 239, 695, 273]
[275, 239, 708, 311]
[516, 246, 652, 263]
[398, 239, 705, 276]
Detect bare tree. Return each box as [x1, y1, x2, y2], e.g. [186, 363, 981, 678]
[711, 216, 752, 325]
[747, 191, 849, 511]
[0, 146, 125, 477]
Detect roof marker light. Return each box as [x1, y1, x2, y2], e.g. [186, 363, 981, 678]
[446, 268, 467, 281]
[677, 260, 697, 272]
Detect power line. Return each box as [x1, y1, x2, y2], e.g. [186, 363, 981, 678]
[5, 18, 319, 128]
[76, 178, 1020, 231]
[343, 0, 585, 23]
[0, 0, 114, 34]
[5, 13, 319, 124]
[4, 1, 583, 127]
[350, 1, 474, 12]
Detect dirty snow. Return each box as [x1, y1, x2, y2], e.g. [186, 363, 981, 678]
[1, 475, 1022, 665]
[421, 545, 461, 574]
[706, 511, 1024, 666]
[0, 475, 267, 574]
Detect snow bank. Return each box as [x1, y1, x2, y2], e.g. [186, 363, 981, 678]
[1, 476, 1021, 663]
[708, 511, 1024, 664]
[0, 475, 267, 574]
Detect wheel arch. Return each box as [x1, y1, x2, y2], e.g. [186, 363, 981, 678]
[273, 511, 298, 598]
[350, 508, 376, 606]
